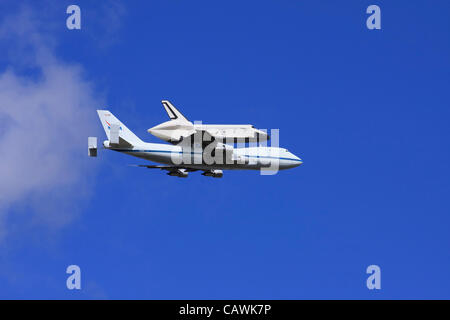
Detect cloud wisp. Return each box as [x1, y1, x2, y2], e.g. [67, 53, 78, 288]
[0, 7, 103, 241]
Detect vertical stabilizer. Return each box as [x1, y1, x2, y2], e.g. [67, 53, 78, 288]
[161, 100, 190, 123]
[97, 110, 143, 146]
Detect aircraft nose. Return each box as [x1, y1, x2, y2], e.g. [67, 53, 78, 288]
[292, 154, 303, 167]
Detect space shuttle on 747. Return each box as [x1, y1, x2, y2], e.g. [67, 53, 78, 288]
[90, 100, 302, 178]
[148, 100, 270, 144]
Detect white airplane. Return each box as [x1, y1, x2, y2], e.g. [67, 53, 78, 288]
[92, 101, 303, 178]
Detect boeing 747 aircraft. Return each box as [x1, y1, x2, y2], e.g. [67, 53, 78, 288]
[92, 101, 302, 177]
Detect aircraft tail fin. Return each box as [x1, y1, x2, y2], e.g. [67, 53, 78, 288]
[97, 110, 143, 147]
[161, 100, 190, 123]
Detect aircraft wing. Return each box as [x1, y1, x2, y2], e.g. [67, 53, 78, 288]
[130, 164, 198, 172]
[130, 164, 198, 177]
[130, 164, 223, 178]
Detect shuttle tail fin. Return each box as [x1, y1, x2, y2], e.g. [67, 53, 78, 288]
[97, 110, 143, 147]
[161, 100, 190, 123]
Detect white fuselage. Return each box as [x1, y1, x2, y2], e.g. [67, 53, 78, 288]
[103, 141, 302, 171]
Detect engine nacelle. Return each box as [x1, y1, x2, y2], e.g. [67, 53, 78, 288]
[202, 169, 223, 178]
[167, 169, 188, 178]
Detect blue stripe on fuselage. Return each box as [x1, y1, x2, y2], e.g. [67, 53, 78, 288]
[110, 148, 302, 162]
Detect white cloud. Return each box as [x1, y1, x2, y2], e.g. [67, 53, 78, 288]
[0, 7, 103, 240]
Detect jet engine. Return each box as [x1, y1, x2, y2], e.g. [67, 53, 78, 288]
[202, 170, 223, 178]
[167, 169, 188, 178]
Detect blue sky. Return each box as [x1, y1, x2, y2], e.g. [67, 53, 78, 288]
[0, 0, 449, 299]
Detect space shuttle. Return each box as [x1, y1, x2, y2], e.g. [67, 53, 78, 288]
[147, 100, 269, 144]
